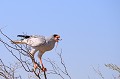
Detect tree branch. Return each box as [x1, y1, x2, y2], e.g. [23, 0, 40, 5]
[0, 29, 71, 79]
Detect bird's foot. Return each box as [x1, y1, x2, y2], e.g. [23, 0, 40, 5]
[33, 63, 38, 71]
[41, 67, 47, 72]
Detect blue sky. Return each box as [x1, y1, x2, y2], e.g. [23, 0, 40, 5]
[0, 0, 120, 79]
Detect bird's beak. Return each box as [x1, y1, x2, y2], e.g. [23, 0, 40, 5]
[55, 35, 62, 42]
[57, 38, 62, 41]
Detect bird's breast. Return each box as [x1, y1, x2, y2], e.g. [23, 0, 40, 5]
[38, 41, 56, 52]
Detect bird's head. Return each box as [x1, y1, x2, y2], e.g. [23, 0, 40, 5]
[53, 34, 61, 42]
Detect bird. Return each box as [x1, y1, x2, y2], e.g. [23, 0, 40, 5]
[11, 34, 61, 71]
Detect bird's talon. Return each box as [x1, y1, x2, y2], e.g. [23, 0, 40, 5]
[34, 63, 38, 70]
[41, 67, 47, 72]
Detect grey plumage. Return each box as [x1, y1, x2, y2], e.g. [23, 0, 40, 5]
[12, 34, 60, 71]
[12, 34, 59, 57]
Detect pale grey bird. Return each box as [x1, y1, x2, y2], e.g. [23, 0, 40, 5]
[12, 34, 61, 71]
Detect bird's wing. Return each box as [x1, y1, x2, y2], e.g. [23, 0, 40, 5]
[27, 35, 46, 47]
[18, 35, 46, 47]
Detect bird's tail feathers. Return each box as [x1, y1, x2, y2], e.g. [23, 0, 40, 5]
[17, 35, 30, 39]
[11, 40, 26, 44]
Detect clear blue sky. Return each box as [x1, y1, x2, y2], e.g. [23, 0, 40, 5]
[0, 0, 120, 79]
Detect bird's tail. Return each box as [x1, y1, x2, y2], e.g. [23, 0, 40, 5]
[11, 40, 26, 44]
[11, 35, 30, 44]
[17, 35, 30, 39]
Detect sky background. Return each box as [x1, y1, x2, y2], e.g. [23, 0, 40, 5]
[0, 0, 120, 79]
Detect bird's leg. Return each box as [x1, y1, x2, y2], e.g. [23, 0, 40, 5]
[33, 62, 38, 70]
[31, 56, 38, 70]
[39, 58, 47, 72]
[30, 49, 38, 70]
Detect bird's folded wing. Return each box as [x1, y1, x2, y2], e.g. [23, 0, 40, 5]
[26, 36, 46, 47]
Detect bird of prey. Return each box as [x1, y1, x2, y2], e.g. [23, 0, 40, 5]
[11, 34, 61, 71]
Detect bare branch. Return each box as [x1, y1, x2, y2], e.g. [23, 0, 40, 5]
[0, 29, 71, 79]
[105, 64, 120, 79]
[92, 66, 104, 79]
[44, 51, 71, 79]
[0, 59, 21, 79]
[105, 64, 120, 73]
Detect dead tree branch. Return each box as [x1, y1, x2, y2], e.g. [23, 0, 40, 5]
[92, 66, 104, 79]
[0, 29, 71, 79]
[105, 64, 120, 73]
[44, 51, 71, 79]
[105, 64, 120, 79]
[0, 59, 22, 79]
